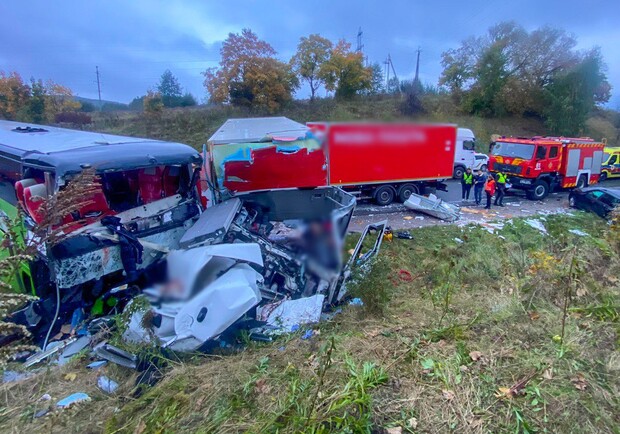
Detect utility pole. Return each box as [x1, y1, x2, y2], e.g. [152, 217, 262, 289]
[414, 47, 421, 84]
[95, 66, 102, 107]
[384, 54, 391, 89]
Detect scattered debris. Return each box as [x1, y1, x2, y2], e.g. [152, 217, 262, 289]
[300, 330, 314, 340]
[56, 392, 90, 408]
[386, 427, 403, 434]
[454, 237, 464, 244]
[404, 193, 460, 221]
[524, 219, 548, 234]
[57, 335, 91, 366]
[569, 229, 588, 236]
[571, 373, 588, 390]
[87, 360, 108, 369]
[24, 337, 78, 368]
[396, 231, 413, 239]
[469, 351, 483, 361]
[2, 370, 35, 383]
[98, 376, 119, 394]
[349, 298, 364, 306]
[93, 342, 137, 369]
[34, 409, 49, 418]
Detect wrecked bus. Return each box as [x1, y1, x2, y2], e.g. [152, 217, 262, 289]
[207, 117, 458, 206]
[1, 121, 368, 353]
[0, 120, 204, 338]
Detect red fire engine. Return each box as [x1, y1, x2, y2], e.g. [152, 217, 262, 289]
[489, 136, 605, 200]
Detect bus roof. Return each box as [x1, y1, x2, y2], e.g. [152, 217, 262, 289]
[0, 120, 201, 176]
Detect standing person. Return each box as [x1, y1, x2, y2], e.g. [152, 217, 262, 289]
[461, 168, 473, 201]
[494, 171, 507, 207]
[473, 169, 485, 205]
[484, 174, 496, 209]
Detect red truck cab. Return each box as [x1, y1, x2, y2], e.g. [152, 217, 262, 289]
[489, 136, 605, 200]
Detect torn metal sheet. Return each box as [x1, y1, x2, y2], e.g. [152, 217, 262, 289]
[93, 341, 138, 369]
[179, 198, 242, 248]
[404, 193, 460, 221]
[257, 294, 325, 331]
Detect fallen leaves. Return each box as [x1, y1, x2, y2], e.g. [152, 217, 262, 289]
[385, 427, 402, 434]
[469, 351, 483, 361]
[442, 389, 455, 401]
[542, 367, 553, 380]
[64, 373, 77, 382]
[407, 417, 418, 429]
[571, 373, 588, 391]
[528, 311, 540, 321]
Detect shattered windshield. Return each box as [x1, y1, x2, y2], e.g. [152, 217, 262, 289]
[492, 142, 535, 160]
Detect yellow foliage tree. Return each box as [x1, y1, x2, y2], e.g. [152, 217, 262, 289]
[0, 72, 30, 120]
[43, 80, 81, 122]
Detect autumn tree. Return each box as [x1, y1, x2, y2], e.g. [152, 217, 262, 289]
[545, 48, 611, 135]
[439, 22, 585, 117]
[290, 34, 332, 100]
[143, 90, 164, 117]
[203, 29, 298, 112]
[44, 80, 81, 122]
[0, 72, 30, 120]
[319, 40, 372, 99]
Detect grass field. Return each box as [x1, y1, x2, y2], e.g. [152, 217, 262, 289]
[1, 211, 618, 433]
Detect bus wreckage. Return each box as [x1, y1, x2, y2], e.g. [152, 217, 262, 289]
[0, 121, 385, 356]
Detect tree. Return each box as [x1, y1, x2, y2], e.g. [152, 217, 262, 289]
[0, 72, 30, 120]
[157, 70, 183, 107]
[290, 34, 332, 100]
[367, 63, 384, 95]
[545, 49, 611, 135]
[318, 40, 372, 99]
[143, 90, 164, 117]
[43, 80, 81, 121]
[26, 78, 46, 123]
[203, 29, 297, 111]
[439, 22, 583, 116]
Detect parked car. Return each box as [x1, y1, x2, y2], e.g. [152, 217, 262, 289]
[473, 153, 489, 171]
[568, 187, 620, 219]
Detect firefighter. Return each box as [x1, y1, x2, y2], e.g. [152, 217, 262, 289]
[461, 168, 473, 201]
[484, 174, 496, 209]
[494, 171, 507, 207]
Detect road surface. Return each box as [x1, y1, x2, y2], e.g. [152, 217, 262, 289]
[349, 178, 620, 232]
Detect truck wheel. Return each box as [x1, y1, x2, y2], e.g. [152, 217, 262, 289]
[600, 172, 608, 182]
[397, 184, 419, 203]
[576, 175, 587, 189]
[374, 185, 396, 206]
[527, 180, 549, 200]
[453, 166, 465, 179]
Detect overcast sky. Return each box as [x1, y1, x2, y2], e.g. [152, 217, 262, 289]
[1, 0, 618, 107]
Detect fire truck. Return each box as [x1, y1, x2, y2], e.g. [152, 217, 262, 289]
[489, 136, 605, 200]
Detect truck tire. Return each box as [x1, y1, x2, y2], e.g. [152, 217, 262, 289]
[397, 183, 419, 203]
[600, 172, 608, 182]
[374, 185, 396, 206]
[453, 166, 465, 180]
[576, 174, 587, 189]
[526, 180, 549, 200]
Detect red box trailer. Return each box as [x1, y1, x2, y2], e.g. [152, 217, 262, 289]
[208, 118, 457, 205]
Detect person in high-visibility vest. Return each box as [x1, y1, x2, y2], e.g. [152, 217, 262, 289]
[461, 168, 473, 201]
[494, 171, 507, 207]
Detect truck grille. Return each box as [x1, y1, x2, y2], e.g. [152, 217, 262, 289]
[493, 163, 522, 175]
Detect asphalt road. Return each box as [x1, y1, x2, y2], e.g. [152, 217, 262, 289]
[349, 178, 620, 232]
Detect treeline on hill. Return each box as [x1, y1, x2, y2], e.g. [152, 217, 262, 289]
[0, 72, 86, 124]
[201, 22, 612, 136]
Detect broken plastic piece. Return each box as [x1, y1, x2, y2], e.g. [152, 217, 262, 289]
[179, 198, 242, 248]
[349, 298, 364, 306]
[87, 360, 108, 369]
[97, 376, 119, 394]
[56, 392, 90, 408]
[301, 330, 314, 340]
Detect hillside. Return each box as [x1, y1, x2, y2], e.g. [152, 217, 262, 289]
[2, 213, 618, 433]
[85, 97, 620, 152]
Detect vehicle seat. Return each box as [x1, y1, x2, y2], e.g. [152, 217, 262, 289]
[23, 184, 48, 223]
[138, 167, 164, 204]
[76, 184, 110, 219]
[15, 178, 37, 207]
[162, 166, 181, 197]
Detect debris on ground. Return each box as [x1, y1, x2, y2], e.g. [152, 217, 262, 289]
[97, 376, 119, 394]
[524, 218, 548, 234]
[404, 193, 460, 221]
[396, 231, 413, 239]
[569, 229, 589, 236]
[56, 393, 90, 408]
